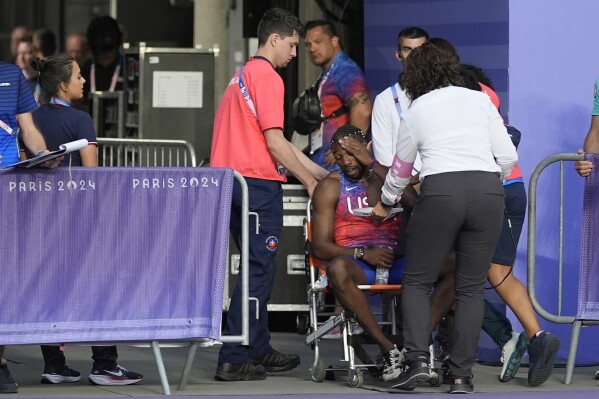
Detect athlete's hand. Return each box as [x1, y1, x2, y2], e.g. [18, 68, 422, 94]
[409, 172, 420, 186]
[363, 246, 394, 268]
[339, 137, 373, 167]
[325, 149, 336, 167]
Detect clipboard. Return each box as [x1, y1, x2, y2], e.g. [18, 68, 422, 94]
[352, 206, 402, 221]
[9, 139, 89, 168]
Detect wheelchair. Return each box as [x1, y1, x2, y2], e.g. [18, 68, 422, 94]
[303, 200, 442, 388]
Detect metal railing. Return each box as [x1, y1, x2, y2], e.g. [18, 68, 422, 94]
[97, 138, 197, 167]
[178, 171, 250, 392]
[527, 152, 599, 384]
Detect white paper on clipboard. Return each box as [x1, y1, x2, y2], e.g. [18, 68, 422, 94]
[352, 206, 402, 220]
[9, 139, 88, 168]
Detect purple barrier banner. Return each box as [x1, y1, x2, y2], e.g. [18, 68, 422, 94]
[0, 167, 233, 344]
[578, 154, 599, 320]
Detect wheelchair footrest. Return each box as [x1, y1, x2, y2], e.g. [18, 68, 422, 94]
[306, 313, 349, 344]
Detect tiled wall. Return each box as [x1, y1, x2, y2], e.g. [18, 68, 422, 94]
[363, 0, 509, 114]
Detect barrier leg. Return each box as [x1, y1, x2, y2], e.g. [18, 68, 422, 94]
[177, 342, 199, 391]
[564, 320, 582, 384]
[152, 341, 171, 395]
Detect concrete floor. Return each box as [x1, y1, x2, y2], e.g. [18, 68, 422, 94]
[2, 332, 598, 397]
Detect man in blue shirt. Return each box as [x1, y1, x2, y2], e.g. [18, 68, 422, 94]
[303, 20, 371, 171]
[0, 60, 59, 394]
[0, 61, 56, 166]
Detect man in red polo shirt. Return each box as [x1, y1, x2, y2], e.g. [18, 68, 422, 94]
[211, 8, 327, 382]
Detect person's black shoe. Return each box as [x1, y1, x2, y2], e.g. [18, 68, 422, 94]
[214, 362, 267, 381]
[449, 376, 474, 394]
[391, 356, 430, 391]
[0, 364, 18, 394]
[527, 331, 560, 387]
[41, 364, 81, 384]
[250, 349, 300, 373]
[441, 363, 453, 385]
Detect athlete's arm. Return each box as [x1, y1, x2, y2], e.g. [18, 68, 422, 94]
[310, 174, 353, 261]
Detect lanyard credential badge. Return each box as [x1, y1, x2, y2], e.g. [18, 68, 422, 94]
[0, 119, 14, 135]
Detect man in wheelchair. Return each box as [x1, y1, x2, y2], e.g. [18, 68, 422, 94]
[309, 124, 417, 382]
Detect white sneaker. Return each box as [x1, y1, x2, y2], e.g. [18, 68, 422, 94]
[321, 316, 363, 339]
[595, 369, 599, 380]
[322, 315, 341, 339]
[313, 274, 328, 289]
[351, 322, 364, 335]
[499, 331, 529, 382]
[381, 345, 404, 382]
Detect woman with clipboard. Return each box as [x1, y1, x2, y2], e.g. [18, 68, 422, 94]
[27, 53, 97, 167]
[28, 53, 143, 387]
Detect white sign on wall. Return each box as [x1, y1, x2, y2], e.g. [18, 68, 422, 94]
[152, 71, 203, 108]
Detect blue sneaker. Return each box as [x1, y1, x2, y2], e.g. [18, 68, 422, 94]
[88, 364, 143, 386]
[527, 331, 560, 386]
[499, 331, 529, 382]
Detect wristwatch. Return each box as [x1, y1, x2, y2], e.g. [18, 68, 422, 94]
[354, 246, 366, 260]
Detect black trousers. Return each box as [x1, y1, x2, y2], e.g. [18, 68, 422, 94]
[401, 171, 504, 377]
[483, 299, 513, 348]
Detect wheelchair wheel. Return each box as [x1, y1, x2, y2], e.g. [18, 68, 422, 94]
[296, 313, 309, 335]
[348, 370, 363, 388]
[311, 358, 327, 383]
[429, 371, 442, 387]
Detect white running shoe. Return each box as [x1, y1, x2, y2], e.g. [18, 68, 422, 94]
[499, 331, 528, 382]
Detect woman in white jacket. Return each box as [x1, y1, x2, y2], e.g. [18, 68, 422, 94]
[372, 42, 517, 394]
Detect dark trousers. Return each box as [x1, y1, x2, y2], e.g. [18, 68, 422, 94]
[401, 171, 504, 377]
[434, 299, 514, 353]
[218, 178, 283, 364]
[483, 300, 513, 348]
[41, 345, 118, 372]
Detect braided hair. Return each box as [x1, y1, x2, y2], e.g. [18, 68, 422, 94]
[330, 124, 366, 144]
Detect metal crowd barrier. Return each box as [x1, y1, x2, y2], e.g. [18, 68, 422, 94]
[0, 167, 248, 395]
[527, 152, 599, 384]
[97, 137, 197, 167]
[61, 138, 241, 394]
[177, 170, 251, 392]
[94, 139, 252, 393]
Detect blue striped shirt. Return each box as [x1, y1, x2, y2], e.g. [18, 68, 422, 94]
[0, 62, 38, 165]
